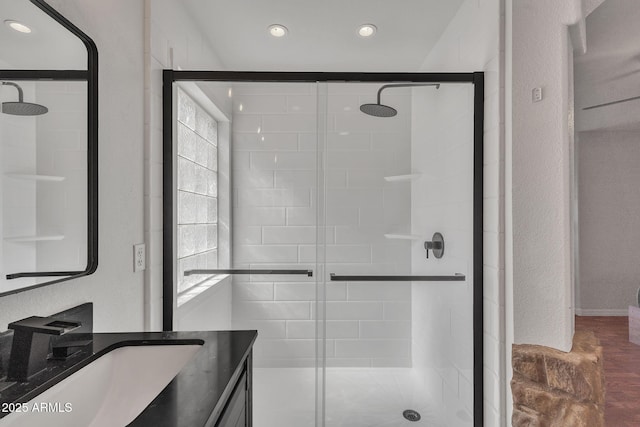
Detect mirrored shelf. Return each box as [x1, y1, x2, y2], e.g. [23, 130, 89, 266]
[4, 235, 65, 243]
[5, 174, 66, 182]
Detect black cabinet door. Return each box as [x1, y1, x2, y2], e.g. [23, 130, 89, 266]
[216, 371, 248, 427]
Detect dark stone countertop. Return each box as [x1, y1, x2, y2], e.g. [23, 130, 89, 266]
[0, 330, 258, 427]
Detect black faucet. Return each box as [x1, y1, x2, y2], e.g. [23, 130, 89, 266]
[6, 316, 82, 382]
[51, 340, 94, 360]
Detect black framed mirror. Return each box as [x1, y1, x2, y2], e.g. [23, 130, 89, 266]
[0, 0, 98, 296]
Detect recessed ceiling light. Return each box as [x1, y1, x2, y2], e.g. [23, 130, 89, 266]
[358, 24, 376, 38]
[5, 20, 32, 34]
[268, 24, 288, 38]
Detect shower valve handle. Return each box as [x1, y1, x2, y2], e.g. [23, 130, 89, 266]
[424, 232, 445, 259]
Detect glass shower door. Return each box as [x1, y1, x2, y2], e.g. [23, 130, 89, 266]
[322, 82, 476, 427]
[172, 81, 325, 427]
[166, 73, 481, 427]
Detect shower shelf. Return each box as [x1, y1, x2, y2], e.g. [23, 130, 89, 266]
[384, 174, 421, 182]
[5, 173, 66, 182]
[384, 234, 421, 241]
[4, 235, 65, 243]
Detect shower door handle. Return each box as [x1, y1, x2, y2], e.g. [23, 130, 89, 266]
[184, 269, 313, 277]
[329, 273, 464, 281]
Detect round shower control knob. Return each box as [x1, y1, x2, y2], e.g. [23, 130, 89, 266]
[424, 232, 445, 259]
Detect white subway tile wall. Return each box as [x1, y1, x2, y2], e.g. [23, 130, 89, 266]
[1, 82, 38, 292]
[411, 84, 475, 420]
[35, 81, 88, 273]
[232, 83, 413, 368]
[176, 88, 218, 294]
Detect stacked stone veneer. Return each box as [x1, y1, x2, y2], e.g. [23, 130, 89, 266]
[511, 331, 605, 427]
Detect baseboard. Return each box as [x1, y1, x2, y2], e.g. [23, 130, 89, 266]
[575, 308, 629, 316]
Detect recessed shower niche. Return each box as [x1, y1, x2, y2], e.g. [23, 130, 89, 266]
[0, 0, 98, 296]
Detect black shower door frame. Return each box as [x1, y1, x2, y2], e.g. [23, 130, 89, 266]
[162, 70, 484, 426]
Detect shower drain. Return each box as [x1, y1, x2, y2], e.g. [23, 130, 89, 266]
[402, 409, 421, 422]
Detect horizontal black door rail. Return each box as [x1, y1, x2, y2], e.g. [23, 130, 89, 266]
[184, 269, 313, 277]
[329, 273, 465, 281]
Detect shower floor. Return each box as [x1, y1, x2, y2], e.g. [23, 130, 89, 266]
[253, 367, 451, 427]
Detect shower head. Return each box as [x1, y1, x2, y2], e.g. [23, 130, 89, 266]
[359, 103, 397, 117]
[360, 83, 440, 118]
[1, 82, 48, 116]
[2, 101, 49, 116]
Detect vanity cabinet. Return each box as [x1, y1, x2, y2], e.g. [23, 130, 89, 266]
[128, 330, 257, 427]
[0, 307, 257, 427]
[214, 369, 249, 427]
[209, 352, 252, 427]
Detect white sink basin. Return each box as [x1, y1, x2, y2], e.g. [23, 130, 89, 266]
[0, 343, 202, 427]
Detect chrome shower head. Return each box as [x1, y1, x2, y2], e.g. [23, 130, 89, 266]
[360, 83, 440, 118]
[1, 82, 48, 116]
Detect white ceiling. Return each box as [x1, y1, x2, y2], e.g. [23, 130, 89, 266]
[179, 0, 465, 72]
[0, 0, 85, 70]
[575, 0, 640, 130]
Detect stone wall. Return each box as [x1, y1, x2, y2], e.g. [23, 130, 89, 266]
[511, 331, 605, 426]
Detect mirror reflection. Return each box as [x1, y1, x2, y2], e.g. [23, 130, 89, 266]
[0, 0, 95, 295]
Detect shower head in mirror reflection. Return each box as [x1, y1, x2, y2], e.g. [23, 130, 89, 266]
[360, 83, 440, 117]
[1, 81, 48, 116]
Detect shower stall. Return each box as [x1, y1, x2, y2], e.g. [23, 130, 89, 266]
[162, 72, 483, 427]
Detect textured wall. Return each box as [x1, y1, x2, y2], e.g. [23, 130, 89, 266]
[510, 0, 581, 352]
[508, 0, 589, 424]
[575, 0, 640, 132]
[577, 131, 640, 313]
[0, 0, 145, 331]
[145, 0, 227, 330]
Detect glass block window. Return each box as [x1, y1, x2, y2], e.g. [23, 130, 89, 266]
[176, 88, 218, 294]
